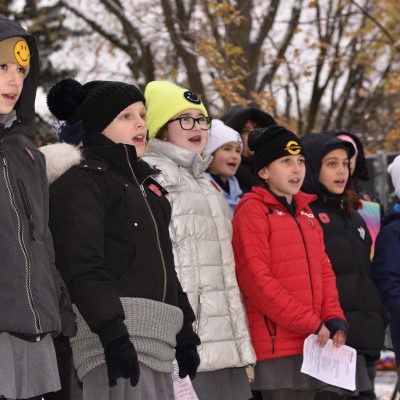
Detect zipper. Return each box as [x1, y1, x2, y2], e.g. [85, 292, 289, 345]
[123, 145, 168, 302]
[195, 289, 202, 334]
[264, 316, 277, 354]
[17, 179, 35, 240]
[293, 215, 314, 310]
[0, 142, 42, 335]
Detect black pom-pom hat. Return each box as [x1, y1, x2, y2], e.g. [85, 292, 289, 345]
[47, 78, 145, 134]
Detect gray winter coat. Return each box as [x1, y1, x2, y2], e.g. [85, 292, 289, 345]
[0, 14, 72, 340]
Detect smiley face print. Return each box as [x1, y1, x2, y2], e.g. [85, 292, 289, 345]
[183, 90, 201, 105]
[13, 39, 30, 67]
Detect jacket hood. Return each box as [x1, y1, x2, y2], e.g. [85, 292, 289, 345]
[236, 186, 316, 216]
[146, 138, 212, 178]
[0, 14, 39, 138]
[301, 133, 355, 196]
[221, 106, 276, 133]
[40, 143, 82, 184]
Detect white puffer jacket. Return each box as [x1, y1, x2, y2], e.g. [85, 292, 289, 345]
[144, 139, 255, 372]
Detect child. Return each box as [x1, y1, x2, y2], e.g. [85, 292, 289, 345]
[0, 13, 74, 400]
[232, 125, 348, 400]
[323, 130, 382, 258]
[301, 133, 387, 399]
[372, 155, 400, 383]
[143, 81, 256, 400]
[46, 78, 200, 400]
[221, 106, 276, 193]
[204, 119, 243, 218]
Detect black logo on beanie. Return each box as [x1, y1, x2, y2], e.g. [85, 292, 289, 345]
[183, 91, 201, 104]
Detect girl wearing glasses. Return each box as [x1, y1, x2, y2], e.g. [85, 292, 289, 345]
[144, 81, 256, 400]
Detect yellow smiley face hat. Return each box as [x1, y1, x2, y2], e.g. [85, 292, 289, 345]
[145, 80, 208, 138]
[0, 36, 30, 78]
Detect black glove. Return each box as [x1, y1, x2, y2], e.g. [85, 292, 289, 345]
[175, 344, 200, 380]
[104, 336, 140, 387]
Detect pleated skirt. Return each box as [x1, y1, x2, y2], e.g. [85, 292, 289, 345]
[81, 363, 174, 400]
[251, 354, 373, 395]
[0, 333, 60, 399]
[191, 367, 252, 400]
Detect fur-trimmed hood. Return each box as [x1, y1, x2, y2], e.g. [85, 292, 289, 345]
[39, 142, 82, 184]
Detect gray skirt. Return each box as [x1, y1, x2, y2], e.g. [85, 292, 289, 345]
[191, 368, 252, 400]
[0, 332, 60, 399]
[252, 355, 373, 395]
[81, 363, 174, 400]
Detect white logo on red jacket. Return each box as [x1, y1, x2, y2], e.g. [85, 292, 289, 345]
[273, 209, 285, 216]
[300, 210, 314, 218]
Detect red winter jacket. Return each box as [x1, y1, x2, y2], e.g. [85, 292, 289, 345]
[232, 187, 345, 361]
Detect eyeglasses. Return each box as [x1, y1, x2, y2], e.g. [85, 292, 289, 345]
[168, 116, 212, 131]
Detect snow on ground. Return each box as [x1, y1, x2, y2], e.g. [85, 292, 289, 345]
[376, 371, 398, 400]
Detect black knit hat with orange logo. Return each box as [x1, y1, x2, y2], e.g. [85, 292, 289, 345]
[248, 125, 305, 172]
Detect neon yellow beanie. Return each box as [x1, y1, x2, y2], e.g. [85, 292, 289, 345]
[145, 81, 208, 138]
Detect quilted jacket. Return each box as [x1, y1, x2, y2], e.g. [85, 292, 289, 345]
[232, 187, 346, 361]
[144, 139, 256, 372]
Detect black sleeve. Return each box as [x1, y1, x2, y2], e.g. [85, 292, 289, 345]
[49, 168, 126, 342]
[41, 151, 76, 337]
[176, 279, 201, 347]
[325, 318, 350, 337]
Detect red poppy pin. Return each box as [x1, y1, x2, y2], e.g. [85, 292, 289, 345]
[318, 213, 330, 224]
[148, 183, 162, 197]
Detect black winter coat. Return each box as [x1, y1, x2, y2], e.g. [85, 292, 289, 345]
[372, 203, 400, 362]
[302, 133, 387, 359]
[310, 197, 387, 358]
[49, 133, 198, 347]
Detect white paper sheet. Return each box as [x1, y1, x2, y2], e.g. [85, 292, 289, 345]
[301, 334, 357, 391]
[172, 359, 199, 400]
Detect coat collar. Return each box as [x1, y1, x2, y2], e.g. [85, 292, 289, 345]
[241, 186, 317, 216]
[0, 111, 17, 129]
[146, 139, 212, 178]
[82, 132, 158, 183]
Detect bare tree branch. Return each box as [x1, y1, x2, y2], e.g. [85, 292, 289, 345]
[160, 0, 206, 103]
[349, 0, 398, 47]
[257, 0, 303, 92]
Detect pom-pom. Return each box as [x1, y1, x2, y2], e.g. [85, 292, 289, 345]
[47, 79, 86, 121]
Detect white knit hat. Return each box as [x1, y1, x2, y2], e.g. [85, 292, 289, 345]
[388, 154, 400, 198]
[205, 119, 243, 155]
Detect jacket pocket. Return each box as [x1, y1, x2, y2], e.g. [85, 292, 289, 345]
[195, 289, 202, 335]
[17, 179, 35, 240]
[264, 316, 277, 354]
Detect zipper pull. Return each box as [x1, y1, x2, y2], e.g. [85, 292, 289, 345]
[0, 144, 5, 165]
[28, 216, 35, 241]
[140, 184, 147, 198]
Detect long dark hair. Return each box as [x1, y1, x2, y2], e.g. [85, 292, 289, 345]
[342, 178, 360, 217]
